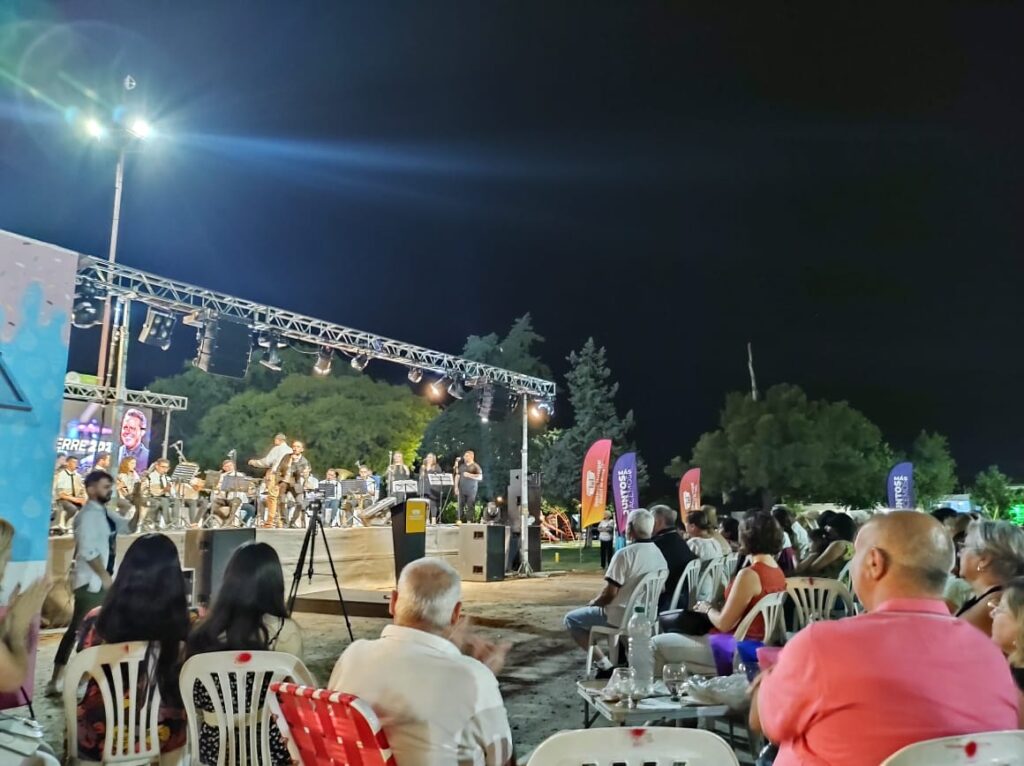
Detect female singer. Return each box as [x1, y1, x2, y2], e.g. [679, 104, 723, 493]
[115, 456, 141, 532]
[419, 453, 442, 523]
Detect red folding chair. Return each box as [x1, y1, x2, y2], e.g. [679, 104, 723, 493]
[268, 681, 396, 766]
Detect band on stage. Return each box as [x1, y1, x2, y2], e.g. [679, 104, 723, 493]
[51, 433, 487, 535]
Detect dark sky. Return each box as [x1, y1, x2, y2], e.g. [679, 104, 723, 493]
[2, 2, 1023, 491]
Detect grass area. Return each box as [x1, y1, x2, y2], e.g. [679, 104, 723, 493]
[540, 541, 605, 573]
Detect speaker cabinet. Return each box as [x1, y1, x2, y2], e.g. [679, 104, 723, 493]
[194, 314, 252, 378]
[508, 470, 542, 522]
[183, 528, 255, 606]
[458, 524, 506, 582]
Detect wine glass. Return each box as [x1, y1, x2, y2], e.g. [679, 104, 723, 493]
[605, 667, 637, 703]
[663, 663, 688, 701]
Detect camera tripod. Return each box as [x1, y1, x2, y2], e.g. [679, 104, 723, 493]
[286, 497, 354, 643]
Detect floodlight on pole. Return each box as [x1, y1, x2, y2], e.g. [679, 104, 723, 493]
[127, 118, 152, 140]
[85, 117, 106, 140]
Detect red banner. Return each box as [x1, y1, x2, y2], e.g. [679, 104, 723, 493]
[678, 467, 701, 513]
[580, 439, 613, 529]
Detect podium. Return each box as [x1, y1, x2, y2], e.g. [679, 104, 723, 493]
[391, 497, 428, 581]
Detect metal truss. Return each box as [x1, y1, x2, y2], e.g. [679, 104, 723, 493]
[64, 381, 189, 411]
[75, 255, 557, 398]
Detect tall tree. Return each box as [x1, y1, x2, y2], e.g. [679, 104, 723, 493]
[541, 338, 640, 504]
[910, 431, 957, 507]
[971, 465, 1019, 520]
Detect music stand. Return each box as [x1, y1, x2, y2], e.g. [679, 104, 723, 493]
[286, 493, 354, 642]
[428, 474, 455, 521]
[169, 464, 200, 529]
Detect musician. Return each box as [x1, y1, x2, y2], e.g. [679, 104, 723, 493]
[282, 441, 311, 528]
[142, 458, 174, 531]
[343, 465, 378, 527]
[52, 456, 86, 532]
[115, 456, 142, 532]
[455, 449, 483, 523]
[321, 468, 343, 527]
[248, 433, 291, 528]
[287, 463, 318, 529]
[418, 453, 443, 524]
[210, 459, 256, 528]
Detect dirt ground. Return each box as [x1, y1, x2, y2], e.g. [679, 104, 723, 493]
[28, 551, 753, 763]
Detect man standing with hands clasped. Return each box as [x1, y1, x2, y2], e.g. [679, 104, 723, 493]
[455, 449, 483, 523]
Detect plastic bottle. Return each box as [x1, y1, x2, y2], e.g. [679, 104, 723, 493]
[627, 604, 655, 694]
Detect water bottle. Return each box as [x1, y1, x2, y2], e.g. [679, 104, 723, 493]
[627, 605, 655, 695]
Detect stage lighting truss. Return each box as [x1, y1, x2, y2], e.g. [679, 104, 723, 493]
[139, 308, 176, 350]
[73, 255, 555, 399]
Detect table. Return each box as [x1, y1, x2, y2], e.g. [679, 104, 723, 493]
[576, 679, 730, 729]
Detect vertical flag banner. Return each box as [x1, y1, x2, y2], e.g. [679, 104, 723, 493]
[678, 467, 702, 513]
[580, 438, 613, 529]
[611, 452, 639, 532]
[887, 462, 915, 509]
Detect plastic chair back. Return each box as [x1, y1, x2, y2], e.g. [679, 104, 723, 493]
[837, 561, 853, 591]
[880, 730, 1024, 765]
[526, 726, 739, 765]
[179, 650, 314, 766]
[630, 569, 668, 626]
[63, 641, 165, 764]
[268, 682, 396, 765]
[667, 558, 702, 610]
[785, 577, 856, 628]
[733, 591, 786, 644]
[696, 556, 727, 602]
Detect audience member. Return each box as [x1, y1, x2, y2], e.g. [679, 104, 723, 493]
[564, 508, 667, 673]
[931, 506, 959, 526]
[186, 542, 301, 765]
[684, 510, 722, 562]
[795, 512, 856, 578]
[957, 519, 1024, 635]
[70, 534, 192, 762]
[0, 520, 50, 693]
[597, 509, 616, 569]
[991, 576, 1024, 694]
[650, 505, 696, 611]
[719, 516, 741, 552]
[47, 469, 129, 695]
[328, 558, 513, 766]
[699, 504, 733, 555]
[751, 512, 1020, 765]
[772, 505, 810, 561]
[654, 513, 786, 674]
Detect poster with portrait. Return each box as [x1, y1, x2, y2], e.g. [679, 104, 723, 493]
[56, 399, 153, 473]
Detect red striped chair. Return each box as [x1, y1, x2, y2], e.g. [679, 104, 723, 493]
[268, 682, 396, 766]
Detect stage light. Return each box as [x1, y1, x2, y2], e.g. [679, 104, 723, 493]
[127, 118, 152, 140]
[350, 354, 370, 371]
[71, 282, 105, 328]
[257, 332, 288, 349]
[508, 392, 521, 412]
[538, 398, 555, 416]
[312, 347, 333, 376]
[259, 347, 283, 371]
[477, 385, 494, 422]
[447, 377, 467, 399]
[407, 367, 424, 384]
[84, 117, 106, 140]
[138, 308, 176, 350]
[428, 379, 445, 400]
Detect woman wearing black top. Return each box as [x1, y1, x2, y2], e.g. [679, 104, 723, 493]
[418, 452, 442, 523]
[990, 576, 1024, 693]
[956, 520, 1024, 636]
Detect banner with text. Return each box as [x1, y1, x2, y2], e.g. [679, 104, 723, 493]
[580, 438, 612, 529]
[887, 461, 915, 509]
[611, 452, 638, 533]
[678, 467, 702, 513]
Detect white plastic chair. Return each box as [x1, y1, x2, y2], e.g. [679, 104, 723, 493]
[695, 556, 728, 602]
[666, 558, 702, 610]
[732, 591, 787, 645]
[179, 650, 315, 766]
[63, 641, 184, 765]
[837, 560, 852, 591]
[785, 576, 856, 629]
[881, 730, 1024, 765]
[527, 726, 739, 765]
[586, 569, 667, 675]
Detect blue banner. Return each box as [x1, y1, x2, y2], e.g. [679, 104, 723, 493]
[887, 462, 915, 509]
[611, 452, 638, 533]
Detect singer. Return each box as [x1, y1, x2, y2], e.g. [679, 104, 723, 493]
[454, 449, 483, 523]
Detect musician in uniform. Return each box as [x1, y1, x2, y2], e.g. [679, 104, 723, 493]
[248, 433, 291, 528]
[343, 464, 378, 527]
[321, 468, 343, 527]
[455, 449, 483, 523]
[141, 458, 174, 531]
[52, 455, 86, 533]
[209, 458, 255, 527]
[282, 441, 311, 528]
[418, 452, 443, 524]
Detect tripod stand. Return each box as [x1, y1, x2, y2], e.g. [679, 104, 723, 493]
[286, 497, 354, 642]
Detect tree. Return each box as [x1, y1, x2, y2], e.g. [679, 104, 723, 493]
[910, 431, 957, 507]
[971, 465, 1020, 520]
[541, 338, 641, 504]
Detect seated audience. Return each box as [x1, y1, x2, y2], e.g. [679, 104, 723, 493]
[931, 506, 959, 526]
[185, 542, 302, 766]
[0, 520, 50, 693]
[751, 512, 1020, 765]
[991, 576, 1024, 693]
[328, 558, 513, 766]
[795, 512, 856, 578]
[564, 508, 667, 673]
[72, 534, 192, 761]
[718, 515, 741, 552]
[684, 510, 722, 562]
[772, 505, 810, 562]
[957, 519, 1024, 635]
[699, 504, 734, 555]
[649, 505, 696, 611]
[653, 512, 786, 675]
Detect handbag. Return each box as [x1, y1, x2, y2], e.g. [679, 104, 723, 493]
[657, 608, 713, 635]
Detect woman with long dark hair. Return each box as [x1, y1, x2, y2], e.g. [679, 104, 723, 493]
[73, 533, 192, 761]
[186, 542, 302, 765]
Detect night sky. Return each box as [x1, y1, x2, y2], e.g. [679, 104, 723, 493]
[2, 3, 1023, 492]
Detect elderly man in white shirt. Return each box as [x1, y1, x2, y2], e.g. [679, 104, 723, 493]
[328, 558, 513, 766]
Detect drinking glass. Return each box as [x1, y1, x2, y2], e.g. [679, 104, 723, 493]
[605, 667, 636, 703]
[663, 663, 688, 701]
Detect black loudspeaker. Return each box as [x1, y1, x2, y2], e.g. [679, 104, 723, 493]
[508, 470, 542, 521]
[194, 314, 252, 378]
[183, 528, 255, 605]
[528, 525, 541, 572]
[459, 524, 505, 582]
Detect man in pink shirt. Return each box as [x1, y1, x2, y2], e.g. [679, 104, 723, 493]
[751, 511, 1020, 766]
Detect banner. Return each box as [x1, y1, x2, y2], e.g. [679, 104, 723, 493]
[56, 400, 154, 473]
[580, 438, 612, 529]
[678, 467, 701, 513]
[611, 452, 639, 533]
[887, 461, 915, 509]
